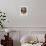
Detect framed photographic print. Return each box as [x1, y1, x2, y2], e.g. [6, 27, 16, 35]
[20, 6, 28, 16]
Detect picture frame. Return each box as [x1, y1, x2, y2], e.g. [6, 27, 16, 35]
[20, 6, 28, 16]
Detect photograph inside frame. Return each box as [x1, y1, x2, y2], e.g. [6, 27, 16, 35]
[20, 6, 28, 16]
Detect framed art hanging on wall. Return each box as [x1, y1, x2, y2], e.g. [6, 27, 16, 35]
[20, 6, 28, 16]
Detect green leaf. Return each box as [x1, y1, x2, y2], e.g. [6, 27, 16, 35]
[1, 25, 3, 28]
[4, 13, 5, 15]
[0, 12, 2, 13]
[3, 16, 6, 17]
[0, 21, 1, 23]
[1, 19, 6, 21]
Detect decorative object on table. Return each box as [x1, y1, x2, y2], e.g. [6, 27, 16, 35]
[20, 6, 28, 16]
[0, 10, 6, 28]
[20, 35, 38, 44]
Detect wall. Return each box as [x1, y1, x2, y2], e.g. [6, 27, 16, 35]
[32, 0, 46, 27]
[0, 0, 46, 27]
